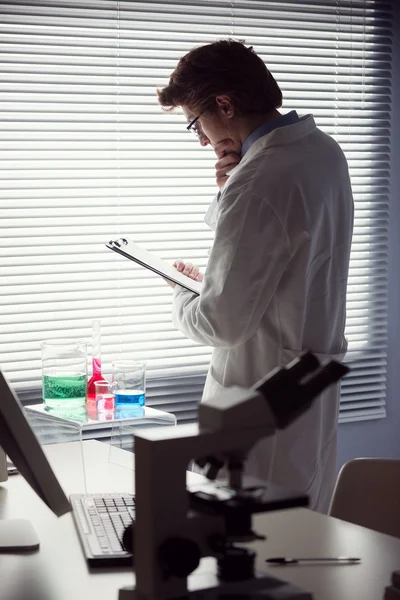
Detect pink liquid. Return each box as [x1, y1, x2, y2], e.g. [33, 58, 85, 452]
[87, 357, 102, 402]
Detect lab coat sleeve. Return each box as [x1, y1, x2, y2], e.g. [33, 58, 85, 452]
[172, 189, 291, 348]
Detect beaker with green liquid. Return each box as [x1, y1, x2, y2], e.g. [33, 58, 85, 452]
[41, 340, 87, 408]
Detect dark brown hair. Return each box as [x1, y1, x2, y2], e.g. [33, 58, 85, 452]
[157, 39, 282, 116]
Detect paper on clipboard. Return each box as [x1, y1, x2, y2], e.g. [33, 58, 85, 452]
[106, 237, 202, 296]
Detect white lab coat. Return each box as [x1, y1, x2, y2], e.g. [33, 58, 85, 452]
[172, 115, 354, 513]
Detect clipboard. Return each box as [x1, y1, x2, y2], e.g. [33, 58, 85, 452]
[106, 237, 202, 296]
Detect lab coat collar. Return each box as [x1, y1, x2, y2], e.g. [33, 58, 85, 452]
[243, 114, 316, 162]
[228, 114, 316, 177]
[240, 110, 299, 158]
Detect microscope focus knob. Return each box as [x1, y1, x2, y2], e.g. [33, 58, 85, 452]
[158, 537, 201, 578]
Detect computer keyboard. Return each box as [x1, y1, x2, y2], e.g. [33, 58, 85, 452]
[70, 493, 135, 567]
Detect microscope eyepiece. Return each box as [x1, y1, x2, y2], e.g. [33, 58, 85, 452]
[255, 352, 349, 429]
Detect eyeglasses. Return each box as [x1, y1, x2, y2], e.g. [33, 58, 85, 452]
[186, 107, 208, 138]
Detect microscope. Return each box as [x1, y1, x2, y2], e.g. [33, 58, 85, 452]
[119, 352, 348, 600]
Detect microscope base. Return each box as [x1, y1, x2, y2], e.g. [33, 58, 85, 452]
[119, 572, 313, 599]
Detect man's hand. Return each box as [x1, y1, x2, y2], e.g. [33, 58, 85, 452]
[214, 139, 241, 190]
[165, 260, 204, 289]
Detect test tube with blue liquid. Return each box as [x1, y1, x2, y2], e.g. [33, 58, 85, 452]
[111, 360, 146, 407]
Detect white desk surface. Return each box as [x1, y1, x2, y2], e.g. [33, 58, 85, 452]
[1, 440, 400, 600]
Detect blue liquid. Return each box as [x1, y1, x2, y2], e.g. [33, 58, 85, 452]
[115, 407, 145, 420]
[115, 389, 145, 407]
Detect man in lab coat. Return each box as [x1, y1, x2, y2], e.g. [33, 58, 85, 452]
[158, 40, 354, 513]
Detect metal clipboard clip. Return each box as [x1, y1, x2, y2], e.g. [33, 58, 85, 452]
[107, 238, 128, 249]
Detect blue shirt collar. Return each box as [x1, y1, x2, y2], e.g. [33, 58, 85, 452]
[240, 110, 300, 158]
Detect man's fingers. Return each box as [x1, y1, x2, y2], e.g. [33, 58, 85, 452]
[215, 152, 241, 168]
[173, 260, 204, 282]
[213, 142, 241, 190]
[216, 159, 240, 181]
[195, 271, 204, 282]
[215, 153, 241, 188]
[215, 161, 240, 178]
[164, 277, 176, 289]
[182, 262, 193, 277]
[188, 265, 200, 279]
[215, 157, 240, 172]
[173, 259, 185, 272]
[216, 169, 230, 181]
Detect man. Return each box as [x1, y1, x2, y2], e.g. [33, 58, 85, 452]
[157, 40, 354, 513]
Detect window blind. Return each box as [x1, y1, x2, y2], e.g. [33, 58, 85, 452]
[0, 0, 392, 423]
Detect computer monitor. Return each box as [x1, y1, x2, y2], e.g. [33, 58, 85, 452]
[0, 370, 71, 551]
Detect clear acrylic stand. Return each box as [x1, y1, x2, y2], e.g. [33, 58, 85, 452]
[25, 403, 177, 492]
[25, 405, 87, 493]
[109, 406, 176, 449]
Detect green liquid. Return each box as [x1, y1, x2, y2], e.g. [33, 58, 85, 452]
[43, 374, 87, 408]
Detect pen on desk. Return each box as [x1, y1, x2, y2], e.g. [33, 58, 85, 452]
[266, 557, 361, 565]
[6, 460, 18, 476]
